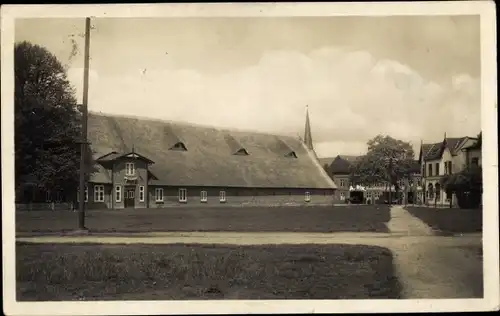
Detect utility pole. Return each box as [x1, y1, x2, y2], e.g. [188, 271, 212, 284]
[388, 157, 393, 206]
[78, 17, 91, 230]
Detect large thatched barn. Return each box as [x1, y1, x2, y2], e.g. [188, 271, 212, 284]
[80, 110, 337, 208]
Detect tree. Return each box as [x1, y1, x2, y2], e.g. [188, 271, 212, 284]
[15, 41, 87, 202]
[441, 165, 482, 209]
[350, 135, 415, 203]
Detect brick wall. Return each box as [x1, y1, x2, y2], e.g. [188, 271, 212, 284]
[147, 186, 335, 208]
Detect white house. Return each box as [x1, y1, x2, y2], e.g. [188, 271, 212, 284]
[419, 135, 478, 206]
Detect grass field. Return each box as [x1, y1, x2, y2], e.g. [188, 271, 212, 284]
[16, 205, 391, 233]
[16, 242, 402, 301]
[404, 206, 482, 234]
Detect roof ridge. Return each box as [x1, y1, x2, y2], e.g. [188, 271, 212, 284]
[89, 111, 297, 139]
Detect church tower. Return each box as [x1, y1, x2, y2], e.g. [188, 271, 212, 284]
[303, 105, 317, 158]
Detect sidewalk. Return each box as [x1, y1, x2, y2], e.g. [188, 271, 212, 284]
[387, 205, 436, 236]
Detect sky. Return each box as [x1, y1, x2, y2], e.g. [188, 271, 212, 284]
[15, 16, 481, 158]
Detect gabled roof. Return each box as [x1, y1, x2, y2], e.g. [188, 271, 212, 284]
[338, 155, 361, 163]
[421, 137, 475, 161]
[96, 151, 154, 164]
[87, 113, 337, 189]
[329, 155, 363, 174]
[462, 139, 481, 151]
[318, 157, 335, 168]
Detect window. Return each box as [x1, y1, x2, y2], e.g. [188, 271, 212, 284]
[444, 161, 452, 175]
[155, 188, 164, 202]
[435, 163, 440, 176]
[170, 142, 187, 151]
[219, 190, 226, 203]
[129, 190, 135, 199]
[115, 185, 122, 202]
[139, 186, 145, 202]
[94, 185, 105, 202]
[304, 191, 311, 202]
[340, 192, 345, 200]
[77, 186, 88, 202]
[125, 162, 135, 176]
[200, 190, 208, 202]
[471, 157, 479, 167]
[45, 190, 51, 202]
[179, 188, 187, 202]
[448, 161, 453, 174]
[428, 164, 433, 177]
[339, 179, 346, 187]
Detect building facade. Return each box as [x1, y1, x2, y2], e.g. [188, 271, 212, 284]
[419, 135, 479, 206]
[79, 109, 337, 209]
[323, 155, 422, 205]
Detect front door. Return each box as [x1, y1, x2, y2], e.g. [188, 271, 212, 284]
[124, 187, 136, 208]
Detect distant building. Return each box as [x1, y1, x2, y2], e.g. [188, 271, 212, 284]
[323, 155, 422, 204]
[324, 155, 362, 203]
[79, 108, 337, 209]
[462, 138, 482, 168]
[419, 134, 479, 206]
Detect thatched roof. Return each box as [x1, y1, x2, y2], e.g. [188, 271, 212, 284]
[87, 113, 337, 189]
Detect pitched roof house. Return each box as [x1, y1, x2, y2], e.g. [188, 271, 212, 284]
[418, 134, 478, 206]
[327, 155, 363, 175]
[83, 108, 337, 209]
[418, 136, 477, 164]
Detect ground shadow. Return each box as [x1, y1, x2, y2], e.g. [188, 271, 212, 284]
[16, 242, 402, 301]
[16, 205, 391, 234]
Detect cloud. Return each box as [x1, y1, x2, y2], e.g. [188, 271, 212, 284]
[67, 46, 480, 158]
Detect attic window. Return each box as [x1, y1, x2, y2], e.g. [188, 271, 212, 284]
[285, 151, 297, 158]
[170, 142, 187, 151]
[234, 148, 249, 156]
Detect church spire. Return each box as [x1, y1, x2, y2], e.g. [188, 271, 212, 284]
[304, 105, 314, 151]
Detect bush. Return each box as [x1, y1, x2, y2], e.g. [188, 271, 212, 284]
[441, 166, 482, 209]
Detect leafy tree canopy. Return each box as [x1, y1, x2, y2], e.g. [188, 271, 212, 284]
[440, 165, 482, 193]
[350, 135, 415, 187]
[15, 41, 87, 197]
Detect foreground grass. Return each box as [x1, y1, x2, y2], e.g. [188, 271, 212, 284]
[404, 207, 482, 234]
[16, 205, 391, 233]
[17, 243, 401, 301]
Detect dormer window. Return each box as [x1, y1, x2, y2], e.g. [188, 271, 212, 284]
[285, 151, 297, 158]
[125, 162, 135, 176]
[234, 148, 249, 156]
[170, 142, 187, 151]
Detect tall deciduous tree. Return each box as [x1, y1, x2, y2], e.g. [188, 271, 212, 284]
[350, 135, 416, 199]
[15, 41, 85, 201]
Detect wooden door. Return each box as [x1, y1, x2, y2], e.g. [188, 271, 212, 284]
[124, 187, 136, 208]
